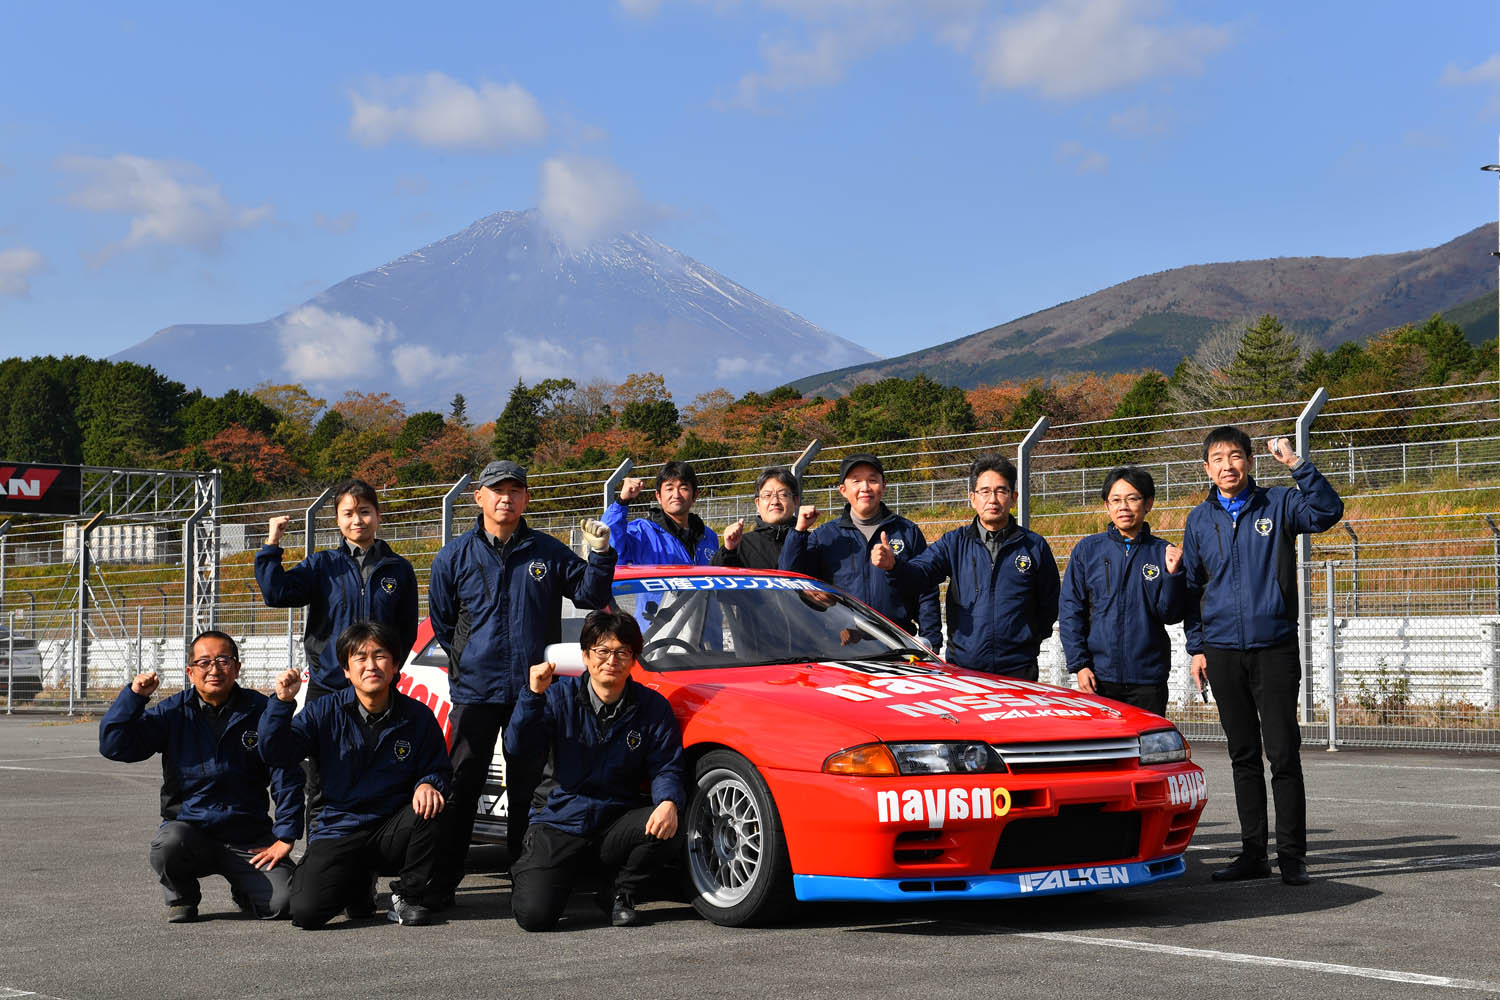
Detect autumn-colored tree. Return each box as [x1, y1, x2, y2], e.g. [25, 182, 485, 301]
[416, 425, 486, 481]
[252, 382, 326, 432]
[333, 391, 406, 434]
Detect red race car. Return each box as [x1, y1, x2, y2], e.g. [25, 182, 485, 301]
[397, 565, 1207, 926]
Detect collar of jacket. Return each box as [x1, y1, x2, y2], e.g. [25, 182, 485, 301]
[1199, 477, 1263, 513]
[471, 515, 534, 551]
[189, 683, 254, 722]
[648, 507, 705, 552]
[751, 517, 793, 541]
[836, 503, 897, 529]
[333, 681, 413, 726]
[962, 516, 1020, 545]
[570, 673, 640, 721]
[1106, 523, 1154, 547]
[338, 537, 394, 563]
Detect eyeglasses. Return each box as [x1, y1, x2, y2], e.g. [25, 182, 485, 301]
[971, 487, 1013, 499]
[189, 656, 238, 671]
[1107, 495, 1146, 507]
[590, 646, 634, 663]
[757, 490, 794, 502]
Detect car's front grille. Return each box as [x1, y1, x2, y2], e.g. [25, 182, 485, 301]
[991, 803, 1141, 869]
[992, 737, 1139, 772]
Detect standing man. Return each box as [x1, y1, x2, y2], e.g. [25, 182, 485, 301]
[507, 610, 685, 931]
[873, 454, 1055, 678]
[260, 621, 452, 928]
[603, 461, 718, 565]
[427, 459, 617, 901]
[783, 453, 942, 652]
[99, 630, 303, 923]
[1184, 428, 1344, 887]
[713, 466, 799, 570]
[1059, 466, 1185, 715]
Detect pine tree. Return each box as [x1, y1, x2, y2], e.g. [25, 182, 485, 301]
[1224, 314, 1302, 403]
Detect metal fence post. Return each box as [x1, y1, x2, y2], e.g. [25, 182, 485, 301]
[1343, 522, 1359, 616]
[0, 519, 10, 614]
[1485, 516, 1500, 616]
[304, 486, 334, 555]
[5, 610, 12, 714]
[183, 500, 211, 654]
[135, 606, 143, 677]
[68, 609, 77, 716]
[1325, 560, 1339, 752]
[287, 607, 296, 670]
[791, 440, 821, 497]
[1017, 416, 1050, 529]
[603, 459, 635, 514]
[440, 474, 473, 544]
[1295, 386, 1329, 725]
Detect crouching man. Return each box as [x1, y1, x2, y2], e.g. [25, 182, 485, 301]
[507, 610, 685, 930]
[98, 630, 303, 923]
[259, 621, 452, 928]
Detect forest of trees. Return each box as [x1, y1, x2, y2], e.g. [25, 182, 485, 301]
[1, 312, 1492, 504]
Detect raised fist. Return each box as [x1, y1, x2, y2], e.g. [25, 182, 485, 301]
[1268, 437, 1301, 469]
[529, 661, 557, 695]
[131, 670, 160, 697]
[723, 519, 745, 551]
[1163, 543, 1182, 575]
[795, 504, 818, 532]
[266, 515, 292, 546]
[580, 518, 611, 553]
[274, 667, 302, 703]
[619, 477, 644, 503]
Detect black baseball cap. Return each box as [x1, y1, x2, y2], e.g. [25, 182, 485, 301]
[838, 453, 885, 481]
[477, 460, 527, 488]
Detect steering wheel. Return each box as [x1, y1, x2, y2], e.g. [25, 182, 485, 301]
[642, 636, 697, 659]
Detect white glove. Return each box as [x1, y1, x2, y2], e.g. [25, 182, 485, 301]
[580, 518, 611, 554]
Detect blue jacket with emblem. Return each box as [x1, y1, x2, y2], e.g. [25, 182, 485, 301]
[504, 675, 684, 838]
[1059, 525, 1186, 686]
[257, 686, 451, 841]
[428, 517, 617, 706]
[254, 538, 419, 691]
[1183, 461, 1344, 654]
[890, 518, 1058, 676]
[99, 683, 304, 845]
[601, 501, 718, 566]
[780, 504, 942, 650]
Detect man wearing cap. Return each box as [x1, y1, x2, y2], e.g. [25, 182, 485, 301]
[781, 453, 942, 652]
[427, 459, 618, 903]
[603, 460, 718, 566]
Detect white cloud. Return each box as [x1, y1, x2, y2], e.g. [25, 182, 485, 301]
[277, 305, 394, 382]
[1056, 140, 1109, 173]
[59, 154, 270, 257]
[537, 155, 662, 247]
[312, 211, 358, 234]
[348, 72, 547, 150]
[980, 0, 1231, 99]
[507, 335, 579, 383]
[391, 343, 468, 385]
[1442, 54, 1500, 87]
[0, 247, 43, 296]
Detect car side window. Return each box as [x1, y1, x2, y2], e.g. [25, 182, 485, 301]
[411, 638, 449, 668]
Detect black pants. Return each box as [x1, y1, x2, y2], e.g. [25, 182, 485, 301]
[149, 820, 294, 918]
[289, 808, 441, 929]
[434, 701, 543, 892]
[301, 680, 339, 837]
[1095, 680, 1168, 717]
[511, 808, 683, 931]
[1205, 642, 1306, 864]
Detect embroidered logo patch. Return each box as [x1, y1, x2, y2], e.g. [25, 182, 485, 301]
[380, 577, 396, 594]
[394, 739, 412, 761]
[529, 561, 548, 581]
[1142, 564, 1160, 580]
[240, 729, 258, 750]
[1255, 518, 1273, 537]
[1014, 553, 1033, 575]
[890, 537, 907, 555]
[626, 730, 642, 751]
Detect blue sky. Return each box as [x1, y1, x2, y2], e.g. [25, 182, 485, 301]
[1, 0, 1498, 386]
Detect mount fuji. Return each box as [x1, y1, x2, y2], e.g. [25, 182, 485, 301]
[111, 210, 878, 417]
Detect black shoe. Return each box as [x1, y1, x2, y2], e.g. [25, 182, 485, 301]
[346, 873, 378, 919]
[1211, 856, 1273, 882]
[610, 891, 641, 927]
[387, 893, 432, 926]
[167, 904, 199, 924]
[1279, 859, 1311, 886]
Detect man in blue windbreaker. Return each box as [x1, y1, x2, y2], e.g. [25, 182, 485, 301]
[784, 453, 942, 652]
[260, 621, 452, 928]
[507, 610, 685, 930]
[100, 630, 304, 923]
[427, 459, 617, 902]
[1059, 466, 1185, 715]
[874, 454, 1055, 678]
[1183, 427, 1344, 888]
[602, 461, 718, 565]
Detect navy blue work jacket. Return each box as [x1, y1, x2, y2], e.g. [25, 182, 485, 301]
[1059, 525, 1185, 685]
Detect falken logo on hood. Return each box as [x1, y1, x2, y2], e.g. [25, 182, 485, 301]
[814, 661, 1122, 721]
[1019, 865, 1130, 893]
[878, 786, 1012, 828]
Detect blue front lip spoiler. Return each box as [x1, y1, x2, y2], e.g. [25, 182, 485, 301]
[793, 855, 1186, 902]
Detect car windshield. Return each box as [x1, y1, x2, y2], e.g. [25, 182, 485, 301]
[614, 575, 928, 671]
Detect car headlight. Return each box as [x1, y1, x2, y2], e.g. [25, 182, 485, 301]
[888, 742, 1005, 776]
[1139, 728, 1188, 765]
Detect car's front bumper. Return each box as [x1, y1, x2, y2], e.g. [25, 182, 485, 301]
[793, 854, 1187, 902]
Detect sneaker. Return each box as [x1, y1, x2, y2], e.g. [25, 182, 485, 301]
[609, 891, 641, 928]
[167, 904, 199, 924]
[387, 893, 432, 926]
[346, 873, 378, 919]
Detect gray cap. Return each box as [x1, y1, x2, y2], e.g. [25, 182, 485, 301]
[477, 460, 527, 488]
[838, 452, 885, 481]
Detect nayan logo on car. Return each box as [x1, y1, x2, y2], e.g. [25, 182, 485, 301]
[876, 785, 1013, 828]
[1018, 865, 1130, 893]
[1166, 770, 1207, 808]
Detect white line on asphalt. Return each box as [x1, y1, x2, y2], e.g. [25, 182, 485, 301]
[0, 764, 133, 778]
[1, 988, 70, 999]
[1313, 762, 1500, 775]
[1310, 796, 1500, 811]
[0, 754, 97, 764]
[1013, 931, 1500, 993]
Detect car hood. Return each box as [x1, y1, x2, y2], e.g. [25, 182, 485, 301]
[652, 658, 1159, 745]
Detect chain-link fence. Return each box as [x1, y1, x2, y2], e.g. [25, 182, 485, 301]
[4, 381, 1498, 751]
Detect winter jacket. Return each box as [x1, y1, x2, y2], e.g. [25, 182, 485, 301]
[99, 684, 303, 845]
[781, 504, 942, 650]
[504, 675, 684, 838]
[602, 501, 718, 565]
[1059, 524, 1185, 685]
[428, 517, 616, 706]
[1183, 462, 1344, 654]
[257, 686, 450, 841]
[254, 538, 418, 691]
[711, 517, 793, 570]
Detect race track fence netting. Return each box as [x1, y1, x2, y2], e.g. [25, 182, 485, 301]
[3, 380, 1499, 750]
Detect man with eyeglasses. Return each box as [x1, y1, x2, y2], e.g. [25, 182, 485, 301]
[713, 466, 800, 570]
[874, 453, 1058, 680]
[1059, 466, 1184, 716]
[506, 610, 684, 930]
[99, 630, 304, 923]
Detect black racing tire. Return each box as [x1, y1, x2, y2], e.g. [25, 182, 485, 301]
[685, 749, 795, 927]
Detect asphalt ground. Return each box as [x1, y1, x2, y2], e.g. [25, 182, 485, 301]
[2, 714, 1498, 1000]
